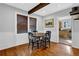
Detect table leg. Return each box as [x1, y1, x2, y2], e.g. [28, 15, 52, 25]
[45, 39, 47, 48]
[37, 40, 39, 49]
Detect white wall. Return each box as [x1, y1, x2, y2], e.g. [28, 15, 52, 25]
[72, 20, 79, 48]
[43, 8, 71, 43]
[43, 8, 79, 49]
[0, 4, 43, 50]
[43, 16, 59, 42]
[28, 14, 44, 32]
[1, 3, 79, 50]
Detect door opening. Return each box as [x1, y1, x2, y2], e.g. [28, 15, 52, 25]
[59, 19, 72, 46]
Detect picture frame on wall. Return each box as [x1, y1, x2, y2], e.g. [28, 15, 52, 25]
[45, 18, 54, 28]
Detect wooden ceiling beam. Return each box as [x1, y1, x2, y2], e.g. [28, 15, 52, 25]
[28, 3, 50, 14]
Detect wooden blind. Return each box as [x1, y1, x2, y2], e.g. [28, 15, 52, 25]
[17, 14, 28, 33]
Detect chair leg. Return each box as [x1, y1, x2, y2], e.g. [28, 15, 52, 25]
[40, 40, 44, 48]
[45, 40, 47, 48]
[32, 42, 34, 50]
[49, 41, 50, 48]
[28, 42, 30, 48]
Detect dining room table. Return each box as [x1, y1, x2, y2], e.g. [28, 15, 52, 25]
[33, 32, 45, 37]
[32, 32, 46, 49]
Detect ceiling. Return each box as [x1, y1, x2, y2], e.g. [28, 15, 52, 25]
[6, 3, 39, 11]
[34, 3, 79, 16]
[6, 3, 79, 16]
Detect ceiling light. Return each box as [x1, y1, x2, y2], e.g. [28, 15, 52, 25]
[42, 11, 46, 13]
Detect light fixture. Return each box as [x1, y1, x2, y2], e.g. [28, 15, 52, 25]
[42, 11, 46, 13]
[70, 7, 79, 20]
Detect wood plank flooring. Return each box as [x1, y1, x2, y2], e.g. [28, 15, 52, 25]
[0, 42, 79, 56]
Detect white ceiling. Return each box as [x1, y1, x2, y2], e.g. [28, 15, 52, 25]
[6, 3, 79, 16]
[34, 3, 76, 16]
[6, 3, 39, 11]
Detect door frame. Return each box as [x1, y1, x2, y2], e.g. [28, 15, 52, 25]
[58, 16, 72, 46]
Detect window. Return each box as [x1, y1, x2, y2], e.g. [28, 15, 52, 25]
[17, 14, 28, 33]
[29, 17, 37, 32]
[64, 22, 67, 27]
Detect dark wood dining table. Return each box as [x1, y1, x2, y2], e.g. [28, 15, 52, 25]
[32, 32, 45, 49]
[33, 32, 45, 37]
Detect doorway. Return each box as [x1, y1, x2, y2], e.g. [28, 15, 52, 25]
[59, 19, 72, 45]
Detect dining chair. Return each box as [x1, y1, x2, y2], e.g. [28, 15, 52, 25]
[39, 36, 45, 48]
[39, 32, 50, 48]
[28, 32, 38, 50]
[45, 31, 51, 47]
[46, 31, 51, 39]
[33, 30, 38, 32]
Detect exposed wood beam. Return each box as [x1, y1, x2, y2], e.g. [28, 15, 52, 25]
[28, 3, 50, 14]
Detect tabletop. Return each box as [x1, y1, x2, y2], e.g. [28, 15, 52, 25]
[33, 32, 45, 37]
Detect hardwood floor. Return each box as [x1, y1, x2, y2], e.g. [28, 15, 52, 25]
[0, 42, 79, 56]
[59, 38, 72, 45]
